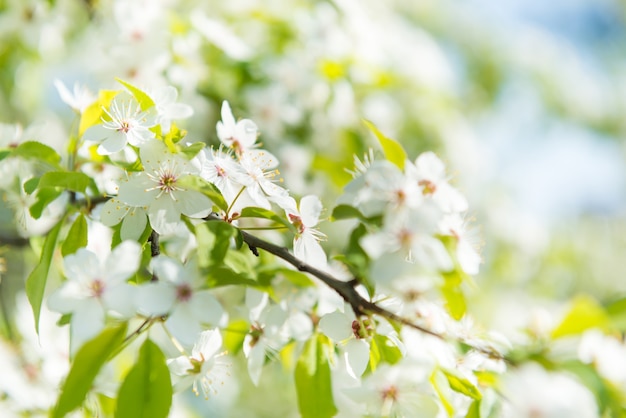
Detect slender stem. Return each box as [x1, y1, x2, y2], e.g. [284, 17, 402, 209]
[226, 185, 246, 217]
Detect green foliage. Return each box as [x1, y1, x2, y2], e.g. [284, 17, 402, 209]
[38, 171, 97, 194]
[465, 400, 481, 418]
[52, 324, 128, 418]
[79, 89, 119, 136]
[196, 220, 239, 268]
[369, 334, 402, 372]
[25, 218, 63, 334]
[441, 270, 467, 320]
[10, 141, 62, 168]
[239, 206, 295, 231]
[551, 295, 610, 339]
[333, 223, 372, 292]
[440, 368, 482, 401]
[116, 78, 155, 111]
[295, 333, 337, 418]
[223, 319, 249, 354]
[115, 339, 172, 418]
[363, 120, 407, 171]
[61, 213, 88, 256]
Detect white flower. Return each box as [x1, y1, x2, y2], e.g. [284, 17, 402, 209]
[501, 363, 598, 418]
[47, 241, 141, 350]
[99, 197, 148, 241]
[197, 146, 247, 205]
[406, 152, 468, 213]
[216, 100, 258, 155]
[361, 208, 453, 274]
[53, 79, 95, 114]
[237, 150, 291, 210]
[115, 140, 212, 235]
[83, 92, 157, 155]
[137, 256, 225, 347]
[149, 85, 193, 133]
[344, 362, 439, 418]
[168, 329, 229, 399]
[243, 289, 288, 385]
[438, 213, 481, 275]
[286, 195, 327, 268]
[578, 329, 626, 386]
[319, 307, 403, 380]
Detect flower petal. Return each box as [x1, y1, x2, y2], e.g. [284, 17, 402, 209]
[319, 311, 353, 341]
[299, 195, 322, 227]
[344, 338, 370, 379]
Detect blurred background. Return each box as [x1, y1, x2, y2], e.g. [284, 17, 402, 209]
[1, 0, 625, 416]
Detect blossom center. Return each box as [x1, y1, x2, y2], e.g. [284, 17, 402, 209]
[352, 318, 374, 339]
[381, 385, 398, 402]
[89, 279, 105, 298]
[176, 283, 193, 302]
[288, 214, 305, 234]
[118, 120, 131, 133]
[419, 179, 437, 195]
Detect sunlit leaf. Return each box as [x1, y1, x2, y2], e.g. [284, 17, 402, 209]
[61, 213, 88, 257]
[11, 141, 62, 167]
[196, 221, 238, 267]
[25, 218, 63, 334]
[551, 295, 610, 339]
[295, 333, 337, 418]
[441, 368, 482, 401]
[363, 119, 407, 170]
[39, 171, 94, 194]
[239, 206, 294, 231]
[79, 89, 119, 136]
[116, 78, 155, 111]
[465, 400, 481, 418]
[115, 339, 172, 418]
[224, 319, 249, 355]
[52, 324, 127, 418]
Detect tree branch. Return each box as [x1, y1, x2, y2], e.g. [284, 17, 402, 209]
[207, 214, 506, 361]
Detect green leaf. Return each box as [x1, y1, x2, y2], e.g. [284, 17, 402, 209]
[441, 281, 466, 321]
[551, 295, 610, 339]
[52, 324, 128, 418]
[441, 368, 482, 401]
[430, 370, 454, 417]
[116, 78, 155, 111]
[330, 204, 366, 221]
[29, 187, 63, 219]
[465, 400, 481, 418]
[363, 119, 407, 170]
[79, 89, 119, 136]
[295, 334, 337, 418]
[61, 214, 88, 256]
[223, 319, 249, 354]
[39, 171, 94, 194]
[115, 339, 172, 418]
[206, 265, 257, 288]
[23, 177, 39, 194]
[196, 221, 238, 267]
[369, 335, 402, 372]
[177, 175, 227, 212]
[26, 219, 63, 334]
[606, 297, 626, 332]
[11, 141, 62, 167]
[239, 206, 294, 230]
[179, 141, 205, 159]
